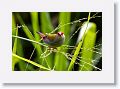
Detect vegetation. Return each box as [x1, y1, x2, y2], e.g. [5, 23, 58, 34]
[12, 12, 102, 71]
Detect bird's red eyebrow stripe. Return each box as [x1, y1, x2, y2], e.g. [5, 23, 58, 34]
[58, 32, 63, 35]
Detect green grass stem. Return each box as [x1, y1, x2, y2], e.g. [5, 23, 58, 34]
[12, 53, 50, 71]
[40, 12, 54, 68]
[55, 12, 71, 71]
[68, 13, 91, 71]
[79, 22, 97, 71]
[12, 25, 18, 71]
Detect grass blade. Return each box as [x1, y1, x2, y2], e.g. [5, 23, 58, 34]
[16, 13, 43, 65]
[79, 22, 97, 71]
[12, 53, 50, 71]
[16, 13, 35, 41]
[68, 13, 91, 71]
[12, 25, 18, 70]
[40, 12, 54, 68]
[12, 35, 48, 47]
[40, 12, 54, 33]
[68, 40, 83, 71]
[30, 12, 43, 62]
[30, 12, 40, 41]
[93, 38, 102, 66]
[55, 12, 71, 71]
[17, 39, 26, 70]
[12, 14, 16, 35]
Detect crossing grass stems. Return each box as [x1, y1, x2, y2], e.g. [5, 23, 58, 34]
[12, 12, 102, 71]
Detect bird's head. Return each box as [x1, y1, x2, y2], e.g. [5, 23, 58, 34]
[57, 32, 64, 36]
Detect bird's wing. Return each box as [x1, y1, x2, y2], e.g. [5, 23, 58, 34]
[46, 34, 57, 41]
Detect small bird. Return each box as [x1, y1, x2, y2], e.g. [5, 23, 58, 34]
[37, 32, 65, 48]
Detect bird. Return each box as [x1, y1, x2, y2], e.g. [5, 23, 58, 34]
[37, 32, 65, 48]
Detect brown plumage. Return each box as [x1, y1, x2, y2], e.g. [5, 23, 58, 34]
[37, 32, 65, 48]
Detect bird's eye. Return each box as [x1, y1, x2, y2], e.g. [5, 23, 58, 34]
[42, 36, 47, 39]
[57, 32, 63, 36]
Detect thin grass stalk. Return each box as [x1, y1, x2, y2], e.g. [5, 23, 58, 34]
[16, 13, 35, 41]
[55, 12, 71, 71]
[79, 22, 97, 71]
[12, 53, 50, 71]
[17, 39, 26, 70]
[30, 12, 43, 63]
[12, 25, 18, 70]
[40, 12, 54, 69]
[12, 14, 16, 35]
[12, 35, 48, 47]
[68, 12, 91, 71]
[40, 12, 54, 33]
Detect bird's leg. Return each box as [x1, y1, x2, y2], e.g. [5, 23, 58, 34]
[48, 46, 57, 51]
[40, 47, 53, 59]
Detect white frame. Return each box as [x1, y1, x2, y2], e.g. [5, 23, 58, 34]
[0, 0, 114, 83]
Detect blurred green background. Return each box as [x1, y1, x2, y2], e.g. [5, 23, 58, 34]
[12, 12, 102, 71]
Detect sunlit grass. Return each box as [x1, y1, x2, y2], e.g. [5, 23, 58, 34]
[12, 12, 102, 71]
[12, 53, 50, 71]
[55, 12, 71, 71]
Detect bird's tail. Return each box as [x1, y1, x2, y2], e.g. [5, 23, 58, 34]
[36, 32, 46, 38]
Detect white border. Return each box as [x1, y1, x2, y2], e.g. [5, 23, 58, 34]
[0, 0, 114, 83]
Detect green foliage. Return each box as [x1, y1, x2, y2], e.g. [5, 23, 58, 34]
[12, 12, 102, 71]
[54, 12, 71, 71]
[12, 24, 18, 70]
[40, 12, 54, 33]
[40, 12, 54, 69]
[12, 53, 50, 71]
[30, 12, 43, 64]
[79, 22, 97, 71]
[68, 13, 91, 71]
